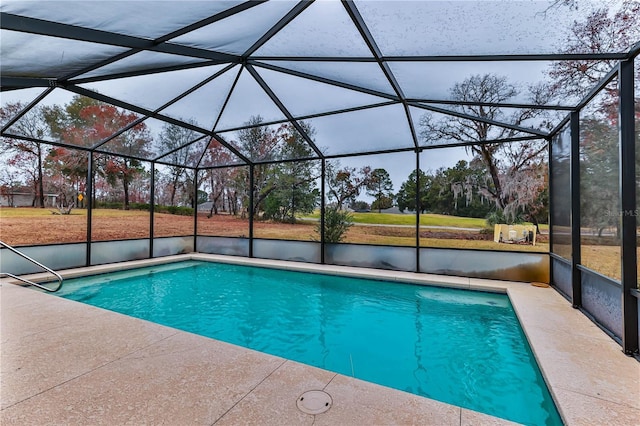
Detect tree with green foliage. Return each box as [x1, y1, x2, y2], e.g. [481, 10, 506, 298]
[371, 195, 394, 212]
[396, 169, 430, 213]
[231, 117, 320, 222]
[396, 162, 492, 218]
[263, 122, 320, 222]
[427, 160, 493, 218]
[367, 168, 394, 213]
[350, 200, 371, 212]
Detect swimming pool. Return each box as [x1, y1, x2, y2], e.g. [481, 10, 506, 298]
[55, 260, 561, 425]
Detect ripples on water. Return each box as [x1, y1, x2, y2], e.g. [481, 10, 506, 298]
[58, 261, 561, 425]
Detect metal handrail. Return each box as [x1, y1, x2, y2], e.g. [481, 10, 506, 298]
[0, 240, 63, 292]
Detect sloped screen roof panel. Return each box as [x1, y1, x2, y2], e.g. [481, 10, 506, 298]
[256, 60, 396, 95]
[0, 1, 247, 40]
[355, 0, 608, 56]
[1, 29, 130, 79]
[169, 1, 296, 55]
[71, 51, 213, 81]
[253, 0, 372, 57]
[77, 65, 229, 112]
[1, 0, 637, 167]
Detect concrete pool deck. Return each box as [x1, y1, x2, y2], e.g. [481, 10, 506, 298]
[1, 253, 638, 425]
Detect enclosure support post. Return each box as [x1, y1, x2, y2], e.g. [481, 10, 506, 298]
[320, 159, 326, 264]
[570, 111, 582, 308]
[149, 162, 155, 258]
[193, 169, 198, 253]
[86, 152, 93, 267]
[547, 138, 554, 281]
[415, 149, 421, 273]
[619, 58, 639, 355]
[547, 137, 560, 256]
[249, 164, 254, 258]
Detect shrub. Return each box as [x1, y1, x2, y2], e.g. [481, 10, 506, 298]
[155, 205, 194, 216]
[318, 206, 353, 243]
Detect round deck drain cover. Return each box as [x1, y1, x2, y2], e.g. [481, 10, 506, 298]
[297, 390, 332, 414]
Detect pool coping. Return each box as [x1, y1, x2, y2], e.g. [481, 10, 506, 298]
[2, 253, 639, 425]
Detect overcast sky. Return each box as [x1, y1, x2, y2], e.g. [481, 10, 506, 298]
[0, 0, 620, 196]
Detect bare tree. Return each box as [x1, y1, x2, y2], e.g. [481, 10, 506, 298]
[326, 161, 372, 210]
[199, 138, 240, 216]
[420, 74, 549, 221]
[0, 102, 52, 207]
[0, 166, 22, 207]
[547, 1, 640, 100]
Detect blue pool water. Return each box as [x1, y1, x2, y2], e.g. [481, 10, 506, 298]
[55, 260, 561, 425]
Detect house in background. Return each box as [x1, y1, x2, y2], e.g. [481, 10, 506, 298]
[0, 188, 58, 207]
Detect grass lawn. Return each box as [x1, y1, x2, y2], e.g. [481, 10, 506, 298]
[4, 207, 636, 286]
[0, 207, 87, 218]
[8, 207, 639, 283]
[303, 211, 548, 230]
[1, 207, 543, 254]
[304, 212, 488, 228]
